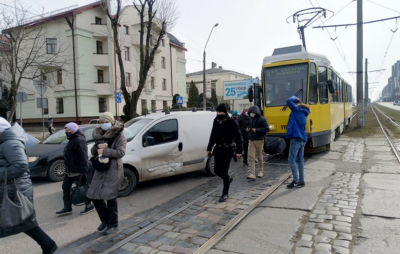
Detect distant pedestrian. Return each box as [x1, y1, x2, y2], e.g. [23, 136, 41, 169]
[0, 118, 57, 254]
[246, 105, 269, 179]
[231, 110, 238, 120]
[87, 112, 126, 235]
[285, 96, 310, 188]
[237, 107, 250, 166]
[56, 122, 94, 216]
[207, 103, 243, 203]
[46, 116, 54, 135]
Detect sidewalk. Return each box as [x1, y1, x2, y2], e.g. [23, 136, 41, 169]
[208, 132, 400, 253]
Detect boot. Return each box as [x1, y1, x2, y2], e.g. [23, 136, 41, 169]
[43, 241, 57, 254]
[257, 171, 263, 178]
[247, 173, 256, 179]
[56, 201, 72, 215]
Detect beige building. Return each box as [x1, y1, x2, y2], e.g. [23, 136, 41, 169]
[2, 1, 187, 126]
[186, 62, 253, 111]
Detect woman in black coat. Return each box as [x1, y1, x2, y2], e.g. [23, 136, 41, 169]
[56, 122, 94, 215]
[0, 118, 57, 254]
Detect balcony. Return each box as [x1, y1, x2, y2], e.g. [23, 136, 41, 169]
[131, 34, 162, 52]
[91, 24, 108, 37]
[93, 53, 110, 67]
[94, 82, 114, 95]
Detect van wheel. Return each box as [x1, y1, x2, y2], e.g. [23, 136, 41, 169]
[47, 160, 66, 182]
[118, 168, 137, 197]
[205, 155, 216, 176]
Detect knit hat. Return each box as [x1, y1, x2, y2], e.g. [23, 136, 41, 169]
[65, 122, 79, 133]
[216, 103, 228, 114]
[99, 112, 115, 124]
[0, 117, 11, 132]
[232, 110, 238, 116]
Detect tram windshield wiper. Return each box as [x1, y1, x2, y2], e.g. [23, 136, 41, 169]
[281, 88, 303, 111]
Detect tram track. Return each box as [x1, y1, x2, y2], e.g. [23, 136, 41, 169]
[95, 153, 294, 254]
[370, 104, 400, 163]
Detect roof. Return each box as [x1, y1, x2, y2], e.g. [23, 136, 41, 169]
[167, 33, 187, 51]
[186, 67, 252, 79]
[263, 45, 330, 67]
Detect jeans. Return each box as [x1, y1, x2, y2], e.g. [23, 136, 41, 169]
[288, 138, 306, 183]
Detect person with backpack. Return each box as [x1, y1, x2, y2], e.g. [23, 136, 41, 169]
[246, 105, 269, 179]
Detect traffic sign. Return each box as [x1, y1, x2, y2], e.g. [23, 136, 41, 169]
[115, 92, 121, 103]
[176, 96, 183, 105]
[16, 92, 28, 103]
[223, 79, 255, 100]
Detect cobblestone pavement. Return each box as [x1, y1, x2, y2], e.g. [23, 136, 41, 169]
[56, 155, 292, 254]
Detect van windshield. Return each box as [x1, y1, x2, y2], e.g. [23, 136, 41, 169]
[124, 118, 152, 141]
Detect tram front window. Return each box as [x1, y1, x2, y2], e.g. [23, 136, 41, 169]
[264, 63, 308, 107]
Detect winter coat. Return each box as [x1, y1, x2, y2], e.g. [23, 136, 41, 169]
[86, 123, 126, 200]
[285, 96, 310, 142]
[64, 129, 89, 174]
[237, 113, 250, 143]
[207, 115, 243, 157]
[247, 106, 269, 141]
[0, 124, 38, 238]
[46, 118, 53, 128]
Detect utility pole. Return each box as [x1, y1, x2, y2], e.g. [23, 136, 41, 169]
[365, 58, 368, 112]
[357, 0, 364, 127]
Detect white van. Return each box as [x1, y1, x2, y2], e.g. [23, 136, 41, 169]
[89, 111, 217, 197]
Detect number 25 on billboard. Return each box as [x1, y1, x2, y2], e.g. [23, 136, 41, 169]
[225, 87, 236, 97]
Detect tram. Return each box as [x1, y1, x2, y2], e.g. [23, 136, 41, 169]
[253, 45, 353, 149]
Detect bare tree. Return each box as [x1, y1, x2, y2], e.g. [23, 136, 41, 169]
[0, 0, 71, 122]
[104, 0, 178, 119]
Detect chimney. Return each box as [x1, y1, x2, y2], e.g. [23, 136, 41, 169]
[211, 62, 217, 68]
[219, 66, 222, 69]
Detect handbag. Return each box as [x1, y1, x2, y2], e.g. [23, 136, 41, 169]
[70, 175, 91, 206]
[91, 156, 111, 172]
[0, 169, 35, 229]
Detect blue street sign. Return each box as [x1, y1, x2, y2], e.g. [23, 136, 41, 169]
[116, 92, 121, 103]
[176, 96, 183, 105]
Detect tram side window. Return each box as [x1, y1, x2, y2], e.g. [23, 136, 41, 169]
[318, 66, 328, 104]
[329, 68, 334, 103]
[309, 63, 318, 104]
[339, 81, 342, 103]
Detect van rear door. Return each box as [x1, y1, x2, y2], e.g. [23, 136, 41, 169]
[139, 119, 183, 180]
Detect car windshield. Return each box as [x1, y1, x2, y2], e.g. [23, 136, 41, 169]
[263, 63, 308, 107]
[42, 127, 95, 144]
[124, 118, 152, 141]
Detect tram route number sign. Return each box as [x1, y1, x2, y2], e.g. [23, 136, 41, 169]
[223, 79, 258, 100]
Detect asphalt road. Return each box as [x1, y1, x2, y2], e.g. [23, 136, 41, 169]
[378, 102, 400, 110]
[0, 170, 214, 253]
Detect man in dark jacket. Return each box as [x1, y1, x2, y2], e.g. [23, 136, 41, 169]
[237, 107, 250, 166]
[46, 116, 54, 135]
[56, 122, 94, 216]
[286, 96, 310, 188]
[207, 103, 243, 202]
[246, 105, 269, 179]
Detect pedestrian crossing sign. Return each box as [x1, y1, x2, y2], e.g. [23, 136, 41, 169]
[177, 96, 183, 105]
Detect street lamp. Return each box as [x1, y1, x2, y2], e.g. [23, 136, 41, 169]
[203, 23, 218, 111]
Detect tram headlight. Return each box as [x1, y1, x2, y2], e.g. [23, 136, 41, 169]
[269, 124, 276, 131]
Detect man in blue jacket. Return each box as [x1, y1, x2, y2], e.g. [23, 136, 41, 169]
[285, 96, 310, 188]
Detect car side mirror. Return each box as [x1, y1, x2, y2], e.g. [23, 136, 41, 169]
[144, 136, 155, 147]
[319, 80, 334, 94]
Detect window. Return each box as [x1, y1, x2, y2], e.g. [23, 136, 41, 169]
[41, 71, 47, 82]
[124, 47, 130, 61]
[318, 66, 328, 104]
[143, 120, 178, 146]
[44, 108, 48, 114]
[309, 63, 318, 105]
[161, 57, 166, 69]
[151, 76, 155, 89]
[56, 98, 64, 114]
[211, 82, 216, 92]
[163, 100, 167, 109]
[141, 99, 147, 112]
[151, 100, 156, 112]
[97, 70, 104, 83]
[186, 83, 190, 94]
[96, 41, 103, 54]
[125, 72, 131, 87]
[123, 25, 129, 35]
[95, 17, 102, 24]
[46, 38, 57, 54]
[162, 78, 167, 90]
[161, 39, 165, 47]
[99, 98, 107, 112]
[57, 69, 62, 84]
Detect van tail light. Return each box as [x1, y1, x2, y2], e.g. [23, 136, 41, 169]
[310, 119, 313, 132]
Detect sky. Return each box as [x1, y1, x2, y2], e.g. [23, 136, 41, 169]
[3, 0, 400, 101]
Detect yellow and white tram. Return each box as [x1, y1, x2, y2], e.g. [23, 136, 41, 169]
[258, 45, 353, 149]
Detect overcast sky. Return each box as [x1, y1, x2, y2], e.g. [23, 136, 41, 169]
[4, 0, 400, 101]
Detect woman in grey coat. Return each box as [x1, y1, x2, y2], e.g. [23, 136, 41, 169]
[0, 118, 57, 253]
[86, 112, 126, 235]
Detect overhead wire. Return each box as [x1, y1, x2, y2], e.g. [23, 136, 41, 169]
[366, 0, 400, 15]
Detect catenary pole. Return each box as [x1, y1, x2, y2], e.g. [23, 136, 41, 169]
[365, 58, 368, 112]
[357, 0, 364, 127]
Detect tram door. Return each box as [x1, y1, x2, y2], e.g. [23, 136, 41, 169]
[254, 84, 263, 115]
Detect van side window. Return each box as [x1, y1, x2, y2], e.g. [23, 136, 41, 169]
[143, 119, 178, 145]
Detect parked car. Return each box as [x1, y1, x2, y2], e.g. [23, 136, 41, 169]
[87, 111, 216, 197]
[25, 133, 40, 148]
[393, 100, 399, 106]
[89, 119, 100, 124]
[26, 125, 96, 182]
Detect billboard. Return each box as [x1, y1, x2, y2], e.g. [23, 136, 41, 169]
[223, 79, 257, 100]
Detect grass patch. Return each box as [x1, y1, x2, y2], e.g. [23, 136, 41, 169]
[372, 103, 400, 139]
[343, 106, 380, 138]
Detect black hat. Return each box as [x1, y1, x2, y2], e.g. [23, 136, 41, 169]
[216, 103, 228, 114]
